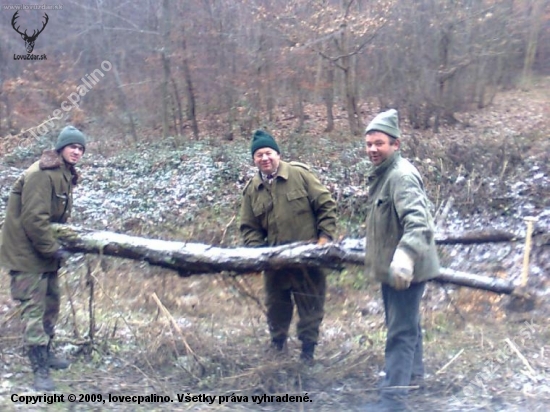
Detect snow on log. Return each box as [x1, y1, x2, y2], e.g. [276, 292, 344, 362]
[51, 224, 359, 274]
[52, 224, 519, 294]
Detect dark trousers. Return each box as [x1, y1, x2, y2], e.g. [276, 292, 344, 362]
[380, 281, 426, 402]
[263, 267, 326, 344]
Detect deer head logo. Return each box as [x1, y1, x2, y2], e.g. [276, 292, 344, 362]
[11, 11, 49, 54]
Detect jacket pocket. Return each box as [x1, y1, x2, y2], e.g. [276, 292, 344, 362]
[375, 196, 392, 215]
[287, 189, 307, 201]
[52, 192, 69, 221]
[376, 196, 389, 206]
[286, 189, 309, 215]
[10, 272, 41, 301]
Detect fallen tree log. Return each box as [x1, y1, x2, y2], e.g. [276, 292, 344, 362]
[52, 224, 521, 294]
[434, 229, 518, 244]
[51, 225, 360, 273]
[436, 268, 514, 294]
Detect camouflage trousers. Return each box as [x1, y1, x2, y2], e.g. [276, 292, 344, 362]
[263, 266, 326, 344]
[9, 270, 60, 346]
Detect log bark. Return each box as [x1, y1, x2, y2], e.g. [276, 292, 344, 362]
[434, 229, 518, 244]
[51, 224, 358, 274]
[51, 224, 525, 295]
[436, 268, 514, 294]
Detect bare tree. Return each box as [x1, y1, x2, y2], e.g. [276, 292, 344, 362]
[93, 0, 139, 142]
[160, 0, 172, 140]
[0, 0, 542, 141]
[265, 0, 386, 135]
[367, 0, 523, 131]
[521, 0, 547, 86]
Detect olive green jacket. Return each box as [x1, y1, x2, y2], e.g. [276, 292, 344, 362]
[364, 152, 440, 284]
[0, 150, 76, 273]
[240, 161, 337, 246]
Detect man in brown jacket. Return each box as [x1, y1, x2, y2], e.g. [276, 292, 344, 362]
[240, 130, 337, 362]
[0, 126, 86, 391]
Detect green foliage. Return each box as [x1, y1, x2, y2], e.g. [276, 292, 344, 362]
[330, 267, 368, 290]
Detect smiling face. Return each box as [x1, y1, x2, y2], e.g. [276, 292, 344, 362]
[253, 147, 280, 175]
[60, 144, 84, 165]
[365, 131, 399, 166]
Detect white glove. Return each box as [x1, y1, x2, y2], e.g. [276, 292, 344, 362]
[389, 249, 414, 290]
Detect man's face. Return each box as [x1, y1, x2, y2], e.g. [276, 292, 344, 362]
[253, 147, 280, 175]
[365, 131, 399, 166]
[60, 144, 84, 165]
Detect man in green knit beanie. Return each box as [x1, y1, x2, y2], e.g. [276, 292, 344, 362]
[363, 110, 439, 411]
[240, 129, 337, 363]
[0, 125, 86, 391]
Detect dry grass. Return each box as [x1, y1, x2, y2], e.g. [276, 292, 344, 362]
[1, 255, 549, 411]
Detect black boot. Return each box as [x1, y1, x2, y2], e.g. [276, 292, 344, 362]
[266, 337, 288, 358]
[28, 345, 55, 391]
[47, 340, 70, 370]
[271, 337, 286, 351]
[268, 337, 288, 355]
[300, 341, 316, 363]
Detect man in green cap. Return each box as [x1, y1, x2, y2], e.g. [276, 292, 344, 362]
[362, 110, 439, 411]
[0, 125, 86, 391]
[240, 130, 337, 362]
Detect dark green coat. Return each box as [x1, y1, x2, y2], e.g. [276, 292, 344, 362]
[240, 161, 337, 246]
[0, 150, 75, 273]
[364, 152, 440, 284]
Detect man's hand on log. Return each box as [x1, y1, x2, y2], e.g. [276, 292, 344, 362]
[317, 236, 330, 246]
[53, 248, 71, 262]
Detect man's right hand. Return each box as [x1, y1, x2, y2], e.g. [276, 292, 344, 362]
[389, 249, 414, 290]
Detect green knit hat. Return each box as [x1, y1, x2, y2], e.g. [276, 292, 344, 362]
[365, 109, 401, 139]
[250, 130, 280, 156]
[55, 126, 86, 152]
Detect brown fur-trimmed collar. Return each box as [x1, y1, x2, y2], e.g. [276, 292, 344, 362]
[38, 149, 80, 185]
[39, 150, 62, 170]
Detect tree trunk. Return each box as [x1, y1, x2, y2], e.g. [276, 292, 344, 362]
[521, 0, 545, 86]
[181, 35, 199, 139]
[323, 61, 335, 132]
[436, 268, 514, 294]
[340, 30, 361, 136]
[95, 2, 138, 143]
[296, 82, 305, 133]
[111, 65, 139, 143]
[161, 52, 171, 139]
[171, 77, 184, 136]
[160, 0, 172, 140]
[51, 225, 532, 295]
[434, 229, 518, 244]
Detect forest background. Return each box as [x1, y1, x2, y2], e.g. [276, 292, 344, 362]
[0, 1, 549, 411]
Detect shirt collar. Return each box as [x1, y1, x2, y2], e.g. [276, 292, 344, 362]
[261, 166, 278, 182]
[253, 161, 290, 189]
